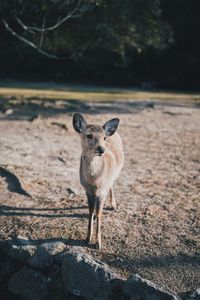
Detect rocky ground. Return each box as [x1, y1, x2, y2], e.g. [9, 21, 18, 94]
[0, 96, 199, 296]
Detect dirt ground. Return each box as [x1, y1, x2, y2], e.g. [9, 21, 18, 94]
[0, 96, 199, 296]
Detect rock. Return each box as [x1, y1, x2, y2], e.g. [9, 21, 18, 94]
[0, 239, 183, 300]
[2, 236, 37, 264]
[0, 239, 4, 250]
[66, 187, 76, 198]
[0, 254, 20, 281]
[9, 266, 49, 300]
[53, 245, 83, 266]
[7, 96, 17, 100]
[123, 274, 180, 300]
[28, 242, 66, 269]
[51, 122, 68, 131]
[61, 248, 121, 300]
[184, 289, 200, 300]
[145, 102, 155, 109]
[45, 267, 67, 300]
[4, 108, 14, 115]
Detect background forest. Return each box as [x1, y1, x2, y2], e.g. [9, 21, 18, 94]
[0, 0, 200, 90]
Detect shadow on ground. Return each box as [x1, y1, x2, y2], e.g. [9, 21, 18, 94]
[104, 253, 200, 270]
[0, 166, 88, 219]
[0, 97, 199, 121]
[0, 167, 30, 196]
[0, 204, 88, 219]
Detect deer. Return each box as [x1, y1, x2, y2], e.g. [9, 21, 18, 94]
[72, 113, 124, 249]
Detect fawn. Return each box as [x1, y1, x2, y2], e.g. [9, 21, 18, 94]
[73, 113, 124, 249]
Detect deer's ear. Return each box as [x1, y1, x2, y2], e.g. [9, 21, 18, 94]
[73, 113, 87, 133]
[103, 118, 119, 136]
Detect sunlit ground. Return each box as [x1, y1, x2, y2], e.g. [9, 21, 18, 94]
[0, 80, 200, 294]
[0, 81, 200, 102]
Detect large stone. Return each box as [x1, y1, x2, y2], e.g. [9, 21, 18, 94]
[28, 242, 66, 269]
[123, 274, 180, 300]
[0, 254, 20, 281]
[1, 236, 37, 264]
[183, 289, 200, 300]
[61, 248, 121, 300]
[9, 266, 49, 300]
[45, 267, 67, 300]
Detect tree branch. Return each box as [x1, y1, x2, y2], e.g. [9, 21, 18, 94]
[15, 16, 35, 34]
[39, 15, 46, 49]
[3, 19, 70, 60]
[14, 0, 90, 33]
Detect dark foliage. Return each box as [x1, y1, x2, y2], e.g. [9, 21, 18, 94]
[0, 0, 199, 90]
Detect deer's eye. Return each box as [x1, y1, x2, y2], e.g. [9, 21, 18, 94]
[86, 134, 93, 139]
[104, 137, 107, 140]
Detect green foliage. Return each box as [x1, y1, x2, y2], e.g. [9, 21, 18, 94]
[0, 0, 172, 59]
[0, 0, 200, 89]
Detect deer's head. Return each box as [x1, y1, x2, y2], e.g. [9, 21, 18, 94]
[73, 113, 119, 156]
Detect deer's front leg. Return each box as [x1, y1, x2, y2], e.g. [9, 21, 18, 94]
[96, 197, 104, 249]
[86, 193, 95, 244]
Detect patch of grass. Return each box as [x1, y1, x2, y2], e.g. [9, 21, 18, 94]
[0, 81, 200, 102]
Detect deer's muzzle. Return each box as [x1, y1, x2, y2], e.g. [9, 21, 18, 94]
[96, 146, 105, 156]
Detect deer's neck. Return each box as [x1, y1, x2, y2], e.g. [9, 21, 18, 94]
[81, 153, 104, 179]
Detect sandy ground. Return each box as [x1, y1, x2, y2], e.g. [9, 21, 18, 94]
[0, 97, 199, 296]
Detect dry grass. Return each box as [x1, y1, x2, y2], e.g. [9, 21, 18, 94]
[0, 81, 200, 102]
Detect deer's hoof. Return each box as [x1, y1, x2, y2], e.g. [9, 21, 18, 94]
[86, 237, 93, 245]
[111, 205, 117, 211]
[95, 242, 102, 250]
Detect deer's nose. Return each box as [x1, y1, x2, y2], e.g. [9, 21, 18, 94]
[96, 146, 105, 155]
